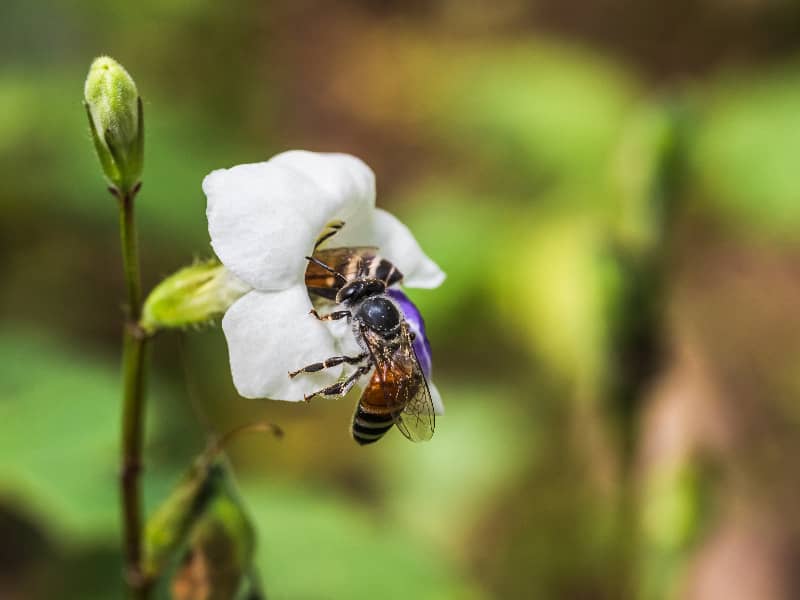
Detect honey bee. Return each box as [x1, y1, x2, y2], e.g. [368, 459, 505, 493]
[288, 222, 435, 444]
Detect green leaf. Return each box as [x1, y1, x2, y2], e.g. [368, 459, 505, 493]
[638, 463, 715, 600]
[490, 208, 620, 388]
[240, 480, 485, 600]
[0, 327, 170, 546]
[375, 381, 535, 549]
[428, 42, 638, 186]
[694, 63, 800, 238]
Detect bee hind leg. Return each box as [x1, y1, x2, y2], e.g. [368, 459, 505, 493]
[304, 364, 371, 402]
[289, 352, 368, 378]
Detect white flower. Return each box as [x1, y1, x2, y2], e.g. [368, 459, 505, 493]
[203, 150, 445, 406]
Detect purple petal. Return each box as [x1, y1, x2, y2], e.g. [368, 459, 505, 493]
[387, 289, 433, 379]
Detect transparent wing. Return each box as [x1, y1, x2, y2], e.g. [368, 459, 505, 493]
[394, 324, 435, 442]
[358, 324, 403, 390]
[357, 322, 435, 443]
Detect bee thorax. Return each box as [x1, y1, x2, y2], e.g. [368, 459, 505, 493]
[356, 297, 400, 333]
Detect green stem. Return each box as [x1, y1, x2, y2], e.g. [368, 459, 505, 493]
[117, 186, 151, 599]
[119, 186, 143, 319]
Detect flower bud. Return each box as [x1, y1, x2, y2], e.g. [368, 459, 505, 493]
[83, 56, 143, 194]
[140, 261, 251, 334]
[143, 460, 225, 579]
[171, 471, 257, 600]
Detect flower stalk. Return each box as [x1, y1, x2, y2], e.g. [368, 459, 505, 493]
[115, 185, 151, 598]
[85, 55, 152, 597]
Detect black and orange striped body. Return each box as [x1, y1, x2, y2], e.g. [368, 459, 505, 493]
[305, 247, 402, 301]
[352, 367, 414, 445]
[350, 324, 422, 445]
[292, 237, 435, 445]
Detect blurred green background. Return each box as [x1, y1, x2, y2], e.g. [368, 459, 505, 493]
[4, 1, 800, 598]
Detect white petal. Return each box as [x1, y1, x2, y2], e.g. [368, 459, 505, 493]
[430, 382, 445, 416]
[222, 286, 343, 400]
[334, 208, 445, 289]
[269, 151, 375, 224]
[205, 151, 375, 291]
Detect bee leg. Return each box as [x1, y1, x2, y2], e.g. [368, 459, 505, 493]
[304, 364, 371, 402]
[288, 352, 368, 378]
[309, 309, 350, 321]
[313, 220, 346, 250]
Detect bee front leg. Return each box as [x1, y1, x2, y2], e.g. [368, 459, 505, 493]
[304, 364, 372, 402]
[288, 352, 368, 378]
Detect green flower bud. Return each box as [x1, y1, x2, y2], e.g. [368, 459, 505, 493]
[171, 470, 257, 600]
[84, 56, 143, 194]
[141, 261, 250, 334]
[143, 460, 225, 579]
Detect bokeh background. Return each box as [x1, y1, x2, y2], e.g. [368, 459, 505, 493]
[4, 1, 800, 598]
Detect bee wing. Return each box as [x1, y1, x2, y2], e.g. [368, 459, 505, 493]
[358, 324, 404, 391]
[360, 323, 435, 442]
[305, 247, 380, 300]
[394, 323, 435, 442]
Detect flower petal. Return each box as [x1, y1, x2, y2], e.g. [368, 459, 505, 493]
[205, 151, 375, 291]
[334, 208, 445, 288]
[221, 286, 343, 400]
[430, 382, 445, 416]
[269, 151, 376, 224]
[386, 289, 432, 378]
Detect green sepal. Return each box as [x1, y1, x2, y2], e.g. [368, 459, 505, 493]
[84, 101, 120, 188]
[142, 458, 225, 579]
[140, 260, 250, 334]
[83, 56, 143, 195]
[127, 96, 145, 192]
[170, 466, 258, 600]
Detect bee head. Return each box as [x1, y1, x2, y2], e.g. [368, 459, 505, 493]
[336, 279, 385, 305]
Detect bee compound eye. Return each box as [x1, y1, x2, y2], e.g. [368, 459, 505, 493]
[336, 283, 359, 304]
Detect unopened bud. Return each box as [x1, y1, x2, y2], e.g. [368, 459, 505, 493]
[141, 261, 250, 334]
[143, 460, 224, 579]
[84, 56, 143, 194]
[171, 470, 256, 600]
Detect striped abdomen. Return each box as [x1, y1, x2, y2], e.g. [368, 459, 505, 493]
[351, 402, 401, 445]
[369, 257, 402, 288]
[351, 369, 406, 445]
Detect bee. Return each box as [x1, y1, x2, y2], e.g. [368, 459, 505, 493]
[288, 222, 435, 444]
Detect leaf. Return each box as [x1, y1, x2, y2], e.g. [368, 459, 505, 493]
[490, 209, 621, 388]
[694, 63, 800, 238]
[428, 42, 638, 186]
[375, 381, 535, 551]
[239, 480, 485, 600]
[0, 327, 170, 546]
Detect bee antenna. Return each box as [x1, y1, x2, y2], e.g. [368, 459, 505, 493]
[306, 255, 348, 283]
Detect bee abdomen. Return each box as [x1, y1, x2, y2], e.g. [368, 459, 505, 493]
[352, 404, 399, 445]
